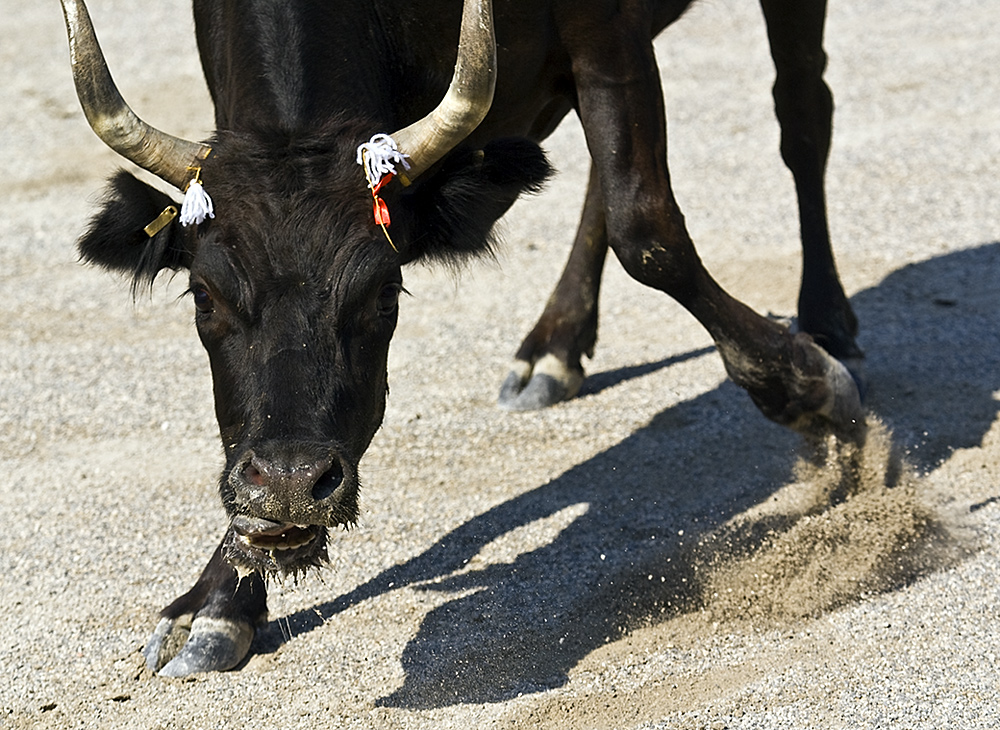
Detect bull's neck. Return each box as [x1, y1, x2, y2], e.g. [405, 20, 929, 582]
[194, 0, 404, 133]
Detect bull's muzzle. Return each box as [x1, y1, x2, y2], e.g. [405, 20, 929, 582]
[228, 441, 358, 528]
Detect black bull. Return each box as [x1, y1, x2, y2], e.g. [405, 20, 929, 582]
[59, 0, 864, 676]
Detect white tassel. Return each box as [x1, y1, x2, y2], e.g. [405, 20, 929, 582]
[356, 133, 411, 188]
[180, 179, 215, 227]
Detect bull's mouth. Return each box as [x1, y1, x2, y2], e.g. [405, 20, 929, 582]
[226, 515, 329, 577]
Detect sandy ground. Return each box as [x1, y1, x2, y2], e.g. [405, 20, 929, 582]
[2, 1, 999, 728]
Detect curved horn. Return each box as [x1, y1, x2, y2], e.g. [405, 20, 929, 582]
[60, 0, 211, 190]
[391, 0, 496, 179]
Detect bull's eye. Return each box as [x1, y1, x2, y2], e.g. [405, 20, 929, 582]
[191, 285, 214, 314]
[376, 284, 401, 316]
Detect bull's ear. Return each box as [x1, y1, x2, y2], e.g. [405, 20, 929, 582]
[399, 137, 552, 265]
[78, 170, 192, 289]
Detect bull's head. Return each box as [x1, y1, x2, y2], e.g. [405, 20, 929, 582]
[60, 0, 549, 577]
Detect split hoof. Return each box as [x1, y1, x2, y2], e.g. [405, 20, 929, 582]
[144, 614, 255, 677]
[498, 354, 583, 411]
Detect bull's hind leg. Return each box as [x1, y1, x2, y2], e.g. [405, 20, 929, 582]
[760, 0, 864, 378]
[499, 164, 609, 410]
[555, 0, 863, 439]
[142, 530, 267, 676]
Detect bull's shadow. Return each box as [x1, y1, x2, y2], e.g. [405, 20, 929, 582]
[260, 242, 1000, 708]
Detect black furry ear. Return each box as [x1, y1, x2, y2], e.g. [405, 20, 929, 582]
[399, 137, 552, 265]
[79, 170, 192, 292]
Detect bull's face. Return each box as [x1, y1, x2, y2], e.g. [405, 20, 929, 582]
[76, 128, 549, 577]
[196, 246, 398, 574]
[194, 149, 402, 574]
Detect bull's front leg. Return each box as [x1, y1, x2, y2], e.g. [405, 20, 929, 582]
[143, 529, 267, 676]
[556, 2, 864, 441]
[760, 0, 865, 381]
[499, 164, 609, 410]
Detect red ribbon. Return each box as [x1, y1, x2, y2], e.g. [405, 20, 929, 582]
[372, 172, 394, 195]
[373, 197, 390, 226]
[371, 172, 393, 227]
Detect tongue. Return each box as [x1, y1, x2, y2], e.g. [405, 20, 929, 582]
[231, 515, 288, 537]
[231, 516, 315, 550]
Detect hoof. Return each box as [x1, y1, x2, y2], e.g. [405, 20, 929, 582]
[498, 354, 583, 411]
[144, 615, 255, 677]
[790, 335, 867, 443]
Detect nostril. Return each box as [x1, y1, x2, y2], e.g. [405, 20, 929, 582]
[244, 463, 266, 487]
[234, 447, 347, 508]
[311, 462, 344, 502]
